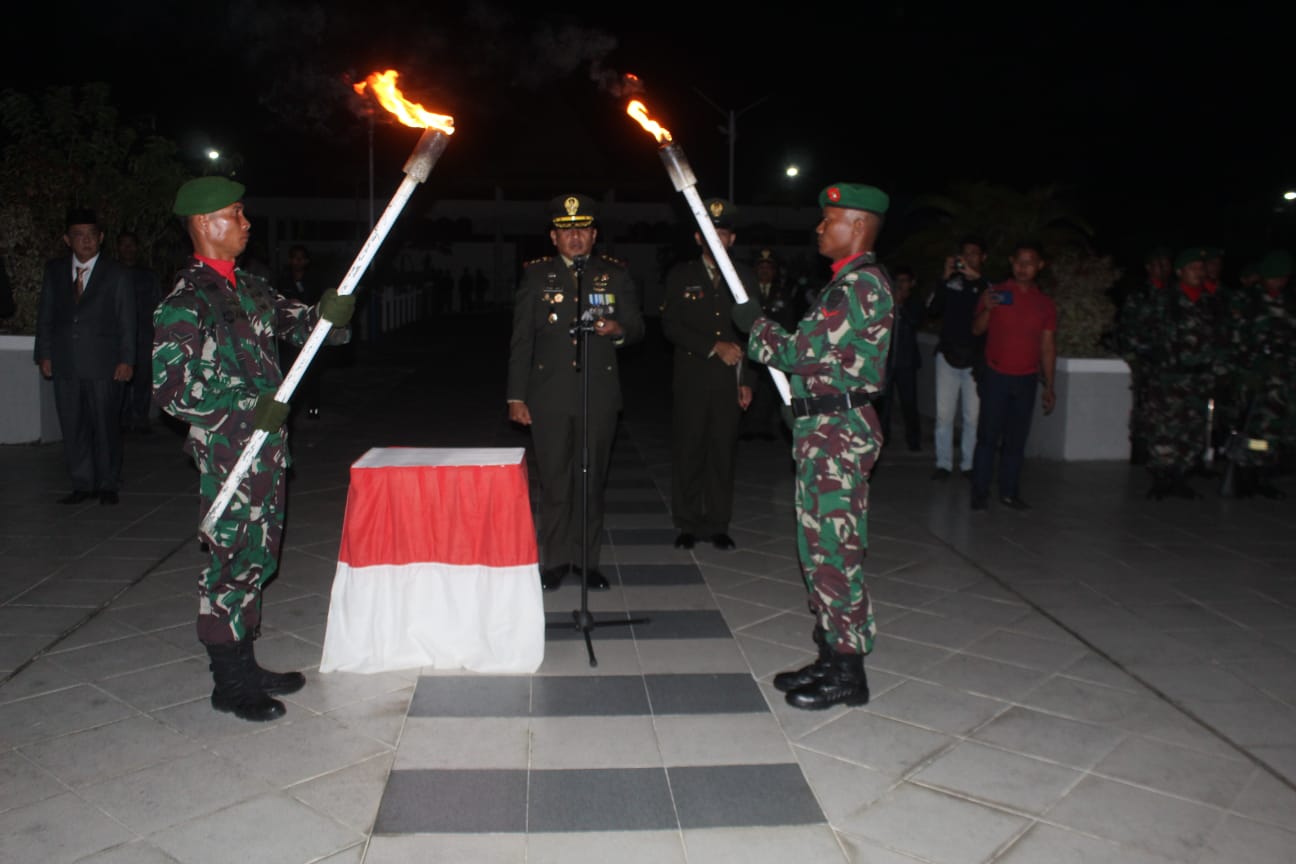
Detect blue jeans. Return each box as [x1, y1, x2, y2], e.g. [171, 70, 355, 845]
[934, 353, 979, 471]
[972, 368, 1038, 500]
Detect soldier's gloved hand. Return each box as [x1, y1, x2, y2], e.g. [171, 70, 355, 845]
[780, 403, 794, 430]
[731, 299, 762, 332]
[252, 393, 291, 432]
[317, 289, 356, 327]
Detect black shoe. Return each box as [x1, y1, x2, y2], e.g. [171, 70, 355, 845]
[773, 626, 832, 693]
[999, 495, 1030, 511]
[239, 640, 306, 696]
[971, 495, 988, 511]
[541, 564, 569, 591]
[932, 468, 951, 480]
[786, 650, 870, 710]
[59, 490, 95, 504]
[577, 567, 610, 590]
[99, 490, 119, 506]
[710, 532, 736, 551]
[206, 642, 287, 722]
[673, 532, 696, 550]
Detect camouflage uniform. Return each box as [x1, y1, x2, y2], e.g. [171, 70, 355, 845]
[746, 252, 893, 654]
[1222, 284, 1295, 470]
[1144, 281, 1218, 481]
[153, 260, 321, 644]
[1117, 277, 1168, 461]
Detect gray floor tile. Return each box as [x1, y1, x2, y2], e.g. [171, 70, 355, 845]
[529, 715, 662, 769]
[669, 763, 824, 828]
[615, 563, 704, 585]
[0, 791, 136, 864]
[375, 769, 528, 833]
[407, 675, 531, 717]
[796, 711, 954, 775]
[972, 705, 1127, 769]
[532, 674, 651, 716]
[911, 740, 1082, 814]
[645, 672, 768, 715]
[529, 767, 676, 831]
[528, 830, 687, 863]
[1196, 813, 1296, 864]
[365, 833, 526, 863]
[656, 713, 794, 765]
[1092, 734, 1256, 807]
[995, 823, 1184, 864]
[682, 825, 847, 863]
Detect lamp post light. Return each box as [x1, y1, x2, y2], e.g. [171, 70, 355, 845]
[692, 88, 772, 203]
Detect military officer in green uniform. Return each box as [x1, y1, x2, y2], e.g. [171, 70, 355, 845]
[732, 183, 894, 710]
[661, 198, 754, 551]
[507, 194, 645, 591]
[153, 177, 355, 722]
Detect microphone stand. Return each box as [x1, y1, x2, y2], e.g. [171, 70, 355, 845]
[545, 254, 647, 667]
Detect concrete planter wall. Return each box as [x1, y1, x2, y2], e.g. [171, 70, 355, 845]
[0, 335, 62, 445]
[914, 332, 1130, 461]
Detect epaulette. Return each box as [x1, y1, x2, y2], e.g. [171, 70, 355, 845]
[524, 256, 554, 268]
[598, 253, 627, 268]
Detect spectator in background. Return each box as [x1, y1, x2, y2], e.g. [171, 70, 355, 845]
[277, 244, 324, 419]
[927, 236, 990, 480]
[740, 248, 798, 442]
[969, 241, 1056, 511]
[878, 265, 923, 452]
[117, 231, 162, 433]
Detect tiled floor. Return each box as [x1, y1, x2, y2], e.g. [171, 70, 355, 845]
[2, 314, 1295, 863]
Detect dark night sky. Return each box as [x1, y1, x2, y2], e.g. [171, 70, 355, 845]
[6, 1, 1294, 263]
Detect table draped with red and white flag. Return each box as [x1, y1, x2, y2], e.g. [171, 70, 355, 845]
[319, 447, 544, 674]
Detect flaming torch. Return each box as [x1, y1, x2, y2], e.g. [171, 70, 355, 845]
[199, 69, 454, 536]
[625, 90, 791, 405]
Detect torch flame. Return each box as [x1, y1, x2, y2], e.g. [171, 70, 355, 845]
[626, 99, 672, 144]
[354, 70, 455, 134]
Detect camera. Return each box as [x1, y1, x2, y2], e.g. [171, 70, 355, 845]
[954, 258, 964, 271]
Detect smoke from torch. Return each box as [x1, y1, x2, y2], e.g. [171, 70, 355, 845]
[200, 70, 455, 537]
[624, 84, 792, 406]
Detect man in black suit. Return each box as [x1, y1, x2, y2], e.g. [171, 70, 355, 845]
[35, 209, 136, 504]
[117, 230, 161, 433]
[506, 194, 645, 591]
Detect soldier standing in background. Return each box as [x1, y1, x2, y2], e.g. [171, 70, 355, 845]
[740, 247, 798, 441]
[1143, 248, 1218, 500]
[117, 231, 161, 433]
[277, 244, 324, 419]
[1220, 250, 1293, 499]
[661, 198, 753, 552]
[1117, 247, 1172, 466]
[153, 177, 355, 722]
[731, 182, 893, 711]
[506, 194, 645, 591]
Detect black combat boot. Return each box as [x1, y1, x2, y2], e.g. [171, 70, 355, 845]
[785, 649, 870, 710]
[206, 642, 287, 722]
[773, 625, 831, 693]
[1146, 471, 1172, 500]
[239, 639, 306, 696]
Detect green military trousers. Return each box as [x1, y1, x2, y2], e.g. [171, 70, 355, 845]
[195, 462, 286, 644]
[794, 424, 879, 655]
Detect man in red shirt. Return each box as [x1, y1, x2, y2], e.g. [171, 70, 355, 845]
[969, 242, 1057, 510]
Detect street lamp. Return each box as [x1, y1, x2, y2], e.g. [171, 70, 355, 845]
[692, 88, 773, 202]
[785, 164, 799, 179]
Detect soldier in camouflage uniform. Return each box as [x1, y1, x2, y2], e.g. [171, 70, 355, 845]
[1219, 250, 1294, 498]
[1117, 248, 1172, 465]
[732, 183, 893, 710]
[506, 194, 645, 591]
[1143, 248, 1218, 499]
[153, 177, 355, 722]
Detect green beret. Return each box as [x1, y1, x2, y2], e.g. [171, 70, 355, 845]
[549, 193, 597, 228]
[819, 183, 889, 215]
[1174, 248, 1209, 270]
[173, 176, 245, 216]
[1258, 250, 1293, 278]
[704, 197, 737, 230]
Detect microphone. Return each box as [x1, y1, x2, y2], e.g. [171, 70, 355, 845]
[571, 254, 589, 275]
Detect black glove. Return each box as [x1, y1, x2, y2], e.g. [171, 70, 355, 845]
[318, 289, 356, 327]
[780, 403, 794, 430]
[252, 393, 291, 432]
[731, 299, 762, 332]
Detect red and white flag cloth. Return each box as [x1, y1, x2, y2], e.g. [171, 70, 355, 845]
[320, 447, 544, 674]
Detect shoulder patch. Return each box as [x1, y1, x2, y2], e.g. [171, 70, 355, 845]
[598, 253, 627, 269]
[524, 256, 554, 268]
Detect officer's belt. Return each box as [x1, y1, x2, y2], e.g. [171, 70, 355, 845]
[790, 389, 879, 418]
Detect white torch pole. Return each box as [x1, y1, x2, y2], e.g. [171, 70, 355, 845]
[199, 128, 451, 537]
[656, 143, 792, 405]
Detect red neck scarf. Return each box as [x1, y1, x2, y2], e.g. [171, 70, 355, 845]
[831, 252, 867, 277]
[1180, 282, 1203, 303]
[195, 254, 237, 286]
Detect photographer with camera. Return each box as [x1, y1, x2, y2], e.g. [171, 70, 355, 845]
[926, 236, 990, 479]
[969, 242, 1056, 511]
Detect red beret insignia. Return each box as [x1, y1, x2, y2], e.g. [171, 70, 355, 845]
[827, 187, 841, 202]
